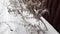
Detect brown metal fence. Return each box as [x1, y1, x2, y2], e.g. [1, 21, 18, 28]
[43, 0, 60, 33]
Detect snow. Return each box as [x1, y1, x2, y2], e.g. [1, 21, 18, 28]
[0, 0, 59, 34]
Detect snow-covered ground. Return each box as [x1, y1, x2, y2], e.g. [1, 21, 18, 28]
[0, 0, 59, 34]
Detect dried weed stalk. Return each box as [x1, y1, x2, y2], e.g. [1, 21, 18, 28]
[7, 0, 48, 34]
